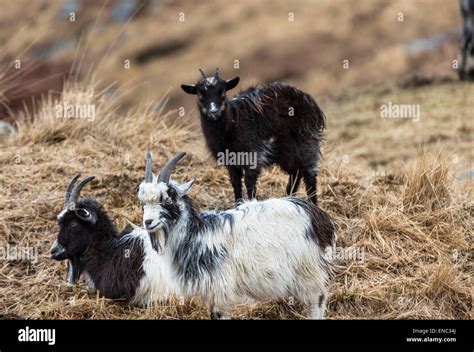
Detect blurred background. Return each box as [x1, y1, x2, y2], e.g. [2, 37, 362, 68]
[0, 0, 465, 124]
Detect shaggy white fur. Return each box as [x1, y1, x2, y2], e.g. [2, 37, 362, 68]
[125, 228, 182, 305]
[138, 175, 335, 319]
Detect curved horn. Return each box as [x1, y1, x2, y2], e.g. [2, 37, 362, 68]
[145, 152, 153, 183]
[214, 67, 220, 79]
[64, 173, 81, 208]
[157, 152, 187, 184]
[69, 176, 95, 205]
[199, 68, 206, 79]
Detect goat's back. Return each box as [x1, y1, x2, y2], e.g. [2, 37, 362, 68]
[229, 82, 326, 135]
[218, 198, 335, 302]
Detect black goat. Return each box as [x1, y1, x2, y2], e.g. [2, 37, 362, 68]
[181, 68, 326, 204]
[460, 0, 474, 80]
[51, 173, 173, 304]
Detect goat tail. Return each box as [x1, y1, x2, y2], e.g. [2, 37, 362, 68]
[288, 197, 336, 249]
[303, 91, 327, 132]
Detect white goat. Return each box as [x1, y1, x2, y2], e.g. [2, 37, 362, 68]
[138, 152, 336, 319]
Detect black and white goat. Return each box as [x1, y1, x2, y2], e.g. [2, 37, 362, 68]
[138, 152, 336, 319]
[51, 173, 177, 305]
[460, 0, 474, 80]
[181, 69, 327, 204]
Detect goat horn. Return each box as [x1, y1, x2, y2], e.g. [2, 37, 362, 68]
[214, 67, 219, 78]
[199, 68, 206, 79]
[69, 176, 95, 205]
[157, 152, 186, 184]
[145, 152, 153, 183]
[64, 173, 81, 208]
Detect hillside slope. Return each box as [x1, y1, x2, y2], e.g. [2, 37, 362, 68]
[0, 76, 471, 319]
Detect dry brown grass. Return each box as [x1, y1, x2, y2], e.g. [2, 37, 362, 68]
[0, 72, 472, 319]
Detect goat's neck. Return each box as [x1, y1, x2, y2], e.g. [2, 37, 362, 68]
[165, 198, 229, 291]
[80, 231, 146, 301]
[81, 231, 140, 289]
[168, 198, 201, 244]
[200, 105, 233, 132]
[82, 235, 121, 274]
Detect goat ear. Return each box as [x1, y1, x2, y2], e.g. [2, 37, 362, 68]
[177, 178, 196, 195]
[75, 208, 97, 224]
[181, 84, 197, 95]
[225, 77, 240, 91]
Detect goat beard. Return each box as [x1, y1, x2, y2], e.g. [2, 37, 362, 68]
[148, 230, 168, 255]
[66, 256, 83, 285]
[149, 233, 162, 254]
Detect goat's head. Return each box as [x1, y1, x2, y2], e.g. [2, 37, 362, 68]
[138, 152, 194, 239]
[181, 68, 239, 121]
[51, 174, 101, 284]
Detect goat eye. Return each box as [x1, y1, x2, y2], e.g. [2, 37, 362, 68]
[76, 208, 90, 218]
[70, 221, 78, 227]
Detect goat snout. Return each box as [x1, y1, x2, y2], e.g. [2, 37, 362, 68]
[209, 102, 219, 114]
[51, 240, 67, 260]
[144, 219, 159, 231]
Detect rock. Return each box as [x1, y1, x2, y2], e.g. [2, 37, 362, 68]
[455, 168, 474, 181]
[0, 121, 16, 136]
